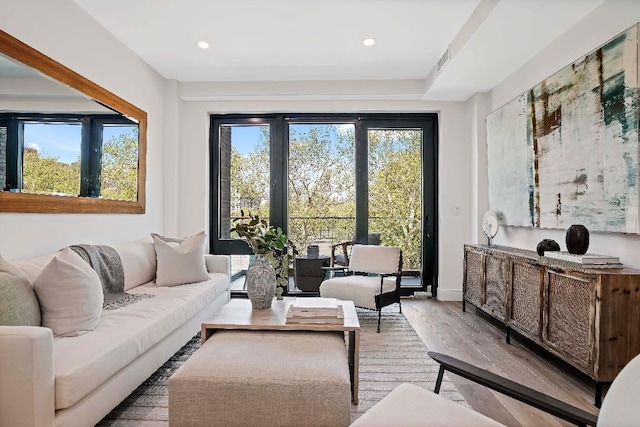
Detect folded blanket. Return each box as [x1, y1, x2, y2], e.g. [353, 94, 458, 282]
[70, 244, 153, 310]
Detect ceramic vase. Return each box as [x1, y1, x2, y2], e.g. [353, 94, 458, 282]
[536, 239, 560, 256]
[566, 224, 590, 255]
[246, 254, 277, 309]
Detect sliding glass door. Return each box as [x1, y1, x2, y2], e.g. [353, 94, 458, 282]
[287, 123, 355, 258]
[210, 114, 438, 296]
[211, 118, 274, 281]
[364, 124, 436, 292]
[354, 118, 437, 293]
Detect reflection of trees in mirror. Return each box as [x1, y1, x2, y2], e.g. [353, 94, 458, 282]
[21, 127, 138, 201]
[0, 28, 147, 213]
[2, 113, 138, 199]
[100, 129, 138, 201]
[22, 147, 80, 196]
[228, 125, 422, 270]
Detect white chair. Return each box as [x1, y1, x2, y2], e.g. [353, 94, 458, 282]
[319, 244, 402, 332]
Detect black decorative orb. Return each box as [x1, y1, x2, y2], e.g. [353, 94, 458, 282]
[566, 224, 590, 255]
[536, 239, 561, 256]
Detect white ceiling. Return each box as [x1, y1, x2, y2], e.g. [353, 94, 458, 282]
[72, 0, 607, 101]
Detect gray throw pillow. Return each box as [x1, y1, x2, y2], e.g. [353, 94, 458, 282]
[0, 255, 41, 326]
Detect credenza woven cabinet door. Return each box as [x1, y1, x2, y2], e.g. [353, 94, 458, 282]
[542, 270, 596, 371]
[483, 253, 508, 321]
[463, 246, 484, 308]
[509, 259, 544, 341]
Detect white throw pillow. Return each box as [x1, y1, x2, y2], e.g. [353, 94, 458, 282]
[152, 231, 209, 287]
[33, 247, 103, 337]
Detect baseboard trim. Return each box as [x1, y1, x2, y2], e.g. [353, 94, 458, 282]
[436, 289, 462, 301]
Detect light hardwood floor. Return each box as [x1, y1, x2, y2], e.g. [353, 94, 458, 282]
[402, 297, 599, 427]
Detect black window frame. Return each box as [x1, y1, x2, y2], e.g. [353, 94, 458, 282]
[209, 112, 439, 297]
[1, 112, 136, 197]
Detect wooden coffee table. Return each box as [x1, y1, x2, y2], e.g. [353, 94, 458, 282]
[201, 297, 361, 403]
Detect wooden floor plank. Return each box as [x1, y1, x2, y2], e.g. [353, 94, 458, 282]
[403, 298, 598, 426]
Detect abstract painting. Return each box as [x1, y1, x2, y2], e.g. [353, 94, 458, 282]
[487, 23, 640, 233]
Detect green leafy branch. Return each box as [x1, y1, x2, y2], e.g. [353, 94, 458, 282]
[230, 210, 296, 255]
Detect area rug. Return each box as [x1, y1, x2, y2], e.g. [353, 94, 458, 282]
[98, 307, 467, 426]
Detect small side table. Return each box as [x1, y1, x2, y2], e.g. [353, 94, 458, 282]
[322, 265, 348, 279]
[294, 255, 329, 292]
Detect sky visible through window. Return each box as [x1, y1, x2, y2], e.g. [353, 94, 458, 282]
[230, 126, 265, 155]
[23, 123, 134, 164]
[23, 122, 352, 164]
[230, 123, 354, 155]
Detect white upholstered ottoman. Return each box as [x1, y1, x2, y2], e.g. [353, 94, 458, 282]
[169, 330, 351, 427]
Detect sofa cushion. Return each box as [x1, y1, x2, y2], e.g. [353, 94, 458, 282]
[33, 248, 103, 337]
[0, 255, 41, 326]
[320, 276, 396, 310]
[110, 237, 157, 291]
[52, 272, 229, 410]
[11, 253, 56, 284]
[152, 231, 209, 287]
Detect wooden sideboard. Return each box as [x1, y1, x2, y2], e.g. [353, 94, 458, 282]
[463, 244, 640, 406]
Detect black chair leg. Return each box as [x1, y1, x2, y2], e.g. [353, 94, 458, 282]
[377, 308, 382, 333]
[434, 365, 445, 394]
[398, 298, 402, 313]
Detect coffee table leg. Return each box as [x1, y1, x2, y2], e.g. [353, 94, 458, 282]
[349, 330, 360, 404]
[201, 326, 213, 344]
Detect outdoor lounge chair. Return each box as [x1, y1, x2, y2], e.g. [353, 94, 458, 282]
[320, 244, 402, 332]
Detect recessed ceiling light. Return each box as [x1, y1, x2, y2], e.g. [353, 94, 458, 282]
[363, 38, 375, 47]
[197, 41, 210, 49]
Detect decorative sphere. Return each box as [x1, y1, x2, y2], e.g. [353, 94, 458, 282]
[566, 224, 590, 255]
[536, 239, 560, 256]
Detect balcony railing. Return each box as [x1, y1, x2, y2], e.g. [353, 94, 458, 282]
[227, 214, 422, 270]
[289, 215, 421, 270]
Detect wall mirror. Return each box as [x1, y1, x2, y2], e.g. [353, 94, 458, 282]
[0, 29, 146, 213]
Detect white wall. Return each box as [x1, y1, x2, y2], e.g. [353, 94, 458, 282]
[466, 92, 491, 244]
[482, 0, 640, 268]
[172, 82, 472, 300]
[0, 0, 166, 260]
[162, 79, 181, 238]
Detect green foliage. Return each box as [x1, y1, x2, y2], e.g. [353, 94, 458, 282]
[21, 129, 137, 202]
[22, 148, 80, 196]
[100, 130, 138, 201]
[266, 249, 289, 290]
[368, 130, 422, 269]
[287, 125, 356, 250]
[230, 211, 291, 254]
[228, 125, 423, 270]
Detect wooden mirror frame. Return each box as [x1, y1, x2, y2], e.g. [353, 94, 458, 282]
[0, 29, 146, 214]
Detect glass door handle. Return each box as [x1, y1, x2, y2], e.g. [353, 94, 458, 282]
[424, 215, 431, 239]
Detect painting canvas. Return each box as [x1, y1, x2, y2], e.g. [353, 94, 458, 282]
[487, 24, 640, 233]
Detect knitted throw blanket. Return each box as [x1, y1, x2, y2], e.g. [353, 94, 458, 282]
[70, 244, 153, 310]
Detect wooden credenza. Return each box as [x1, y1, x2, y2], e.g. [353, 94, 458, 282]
[463, 244, 640, 406]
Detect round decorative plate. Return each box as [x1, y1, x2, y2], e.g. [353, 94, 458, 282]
[482, 210, 499, 239]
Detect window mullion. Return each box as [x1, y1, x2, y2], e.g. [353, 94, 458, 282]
[270, 115, 287, 231]
[354, 119, 368, 244]
[80, 117, 103, 197]
[4, 118, 22, 191]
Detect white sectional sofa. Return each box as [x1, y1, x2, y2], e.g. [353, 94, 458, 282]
[0, 237, 231, 427]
